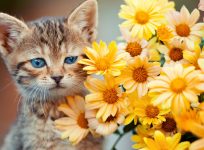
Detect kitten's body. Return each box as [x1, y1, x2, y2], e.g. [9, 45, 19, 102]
[2, 101, 102, 150]
[0, 1, 102, 149]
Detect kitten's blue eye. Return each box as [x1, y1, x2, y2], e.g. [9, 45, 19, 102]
[64, 56, 78, 64]
[31, 58, 46, 68]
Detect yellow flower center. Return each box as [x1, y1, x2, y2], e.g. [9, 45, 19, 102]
[103, 88, 119, 104]
[169, 47, 183, 61]
[132, 67, 148, 83]
[77, 113, 88, 129]
[171, 78, 186, 93]
[126, 42, 142, 57]
[135, 11, 149, 24]
[157, 25, 173, 41]
[96, 58, 109, 71]
[162, 117, 177, 132]
[176, 24, 190, 37]
[105, 115, 116, 122]
[145, 105, 160, 118]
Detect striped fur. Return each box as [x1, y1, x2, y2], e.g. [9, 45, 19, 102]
[0, 0, 102, 150]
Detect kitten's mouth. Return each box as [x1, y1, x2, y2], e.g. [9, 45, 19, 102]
[50, 85, 66, 90]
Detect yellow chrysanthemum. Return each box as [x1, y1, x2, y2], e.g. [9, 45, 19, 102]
[119, 0, 164, 39]
[157, 24, 174, 42]
[127, 92, 170, 126]
[143, 131, 190, 150]
[158, 39, 189, 65]
[131, 125, 155, 149]
[166, 6, 204, 49]
[86, 110, 124, 135]
[85, 75, 128, 121]
[118, 56, 161, 97]
[54, 96, 89, 145]
[78, 41, 126, 76]
[149, 64, 204, 114]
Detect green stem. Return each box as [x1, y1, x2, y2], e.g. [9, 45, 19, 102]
[111, 133, 125, 150]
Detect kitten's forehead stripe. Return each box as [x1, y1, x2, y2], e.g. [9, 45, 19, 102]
[32, 18, 67, 57]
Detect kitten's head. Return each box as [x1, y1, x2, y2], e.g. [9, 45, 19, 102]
[0, 0, 98, 102]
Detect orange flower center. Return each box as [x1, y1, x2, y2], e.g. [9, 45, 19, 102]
[171, 78, 186, 93]
[77, 113, 88, 129]
[105, 115, 116, 122]
[176, 24, 190, 37]
[103, 88, 119, 104]
[157, 25, 173, 41]
[96, 58, 109, 71]
[162, 117, 177, 132]
[126, 42, 142, 57]
[169, 48, 183, 61]
[145, 105, 160, 118]
[135, 11, 149, 24]
[132, 67, 148, 82]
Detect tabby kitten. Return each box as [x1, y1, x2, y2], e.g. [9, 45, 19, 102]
[0, 0, 102, 150]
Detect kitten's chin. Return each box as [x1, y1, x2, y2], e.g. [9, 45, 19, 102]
[49, 85, 87, 99]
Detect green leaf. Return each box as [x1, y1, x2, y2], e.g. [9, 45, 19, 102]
[181, 132, 198, 143]
[114, 129, 121, 135]
[198, 93, 204, 103]
[123, 121, 135, 133]
[200, 38, 204, 49]
[160, 54, 165, 67]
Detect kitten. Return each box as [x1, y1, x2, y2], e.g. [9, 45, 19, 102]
[0, 0, 102, 150]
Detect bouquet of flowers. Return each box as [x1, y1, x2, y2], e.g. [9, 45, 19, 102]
[54, 0, 204, 149]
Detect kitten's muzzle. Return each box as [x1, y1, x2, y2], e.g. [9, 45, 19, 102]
[51, 76, 63, 85]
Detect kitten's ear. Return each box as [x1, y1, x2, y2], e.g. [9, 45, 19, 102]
[67, 0, 98, 43]
[0, 13, 29, 56]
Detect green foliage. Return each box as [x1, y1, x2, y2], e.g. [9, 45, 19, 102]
[123, 121, 135, 133]
[181, 132, 199, 143]
[199, 93, 204, 103]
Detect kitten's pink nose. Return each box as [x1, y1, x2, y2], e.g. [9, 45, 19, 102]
[51, 76, 63, 84]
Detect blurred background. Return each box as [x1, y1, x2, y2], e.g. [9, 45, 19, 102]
[0, 0, 203, 149]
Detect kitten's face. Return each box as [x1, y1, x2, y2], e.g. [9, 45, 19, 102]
[0, 0, 98, 102]
[10, 20, 88, 100]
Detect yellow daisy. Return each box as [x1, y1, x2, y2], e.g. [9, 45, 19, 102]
[166, 6, 204, 49]
[157, 39, 190, 65]
[157, 24, 174, 42]
[129, 93, 170, 126]
[124, 91, 139, 125]
[183, 44, 204, 72]
[154, 114, 178, 136]
[174, 108, 204, 138]
[85, 110, 124, 135]
[118, 56, 161, 97]
[190, 138, 204, 150]
[149, 64, 204, 114]
[143, 131, 190, 150]
[54, 96, 89, 145]
[156, 0, 175, 14]
[85, 75, 128, 121]
[131, 125, 155, 149]
[78, 41, 126, 76]
[146, 37, 163, 62]
[118, 27, 149, 58]
[119, 0, 164, 39]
